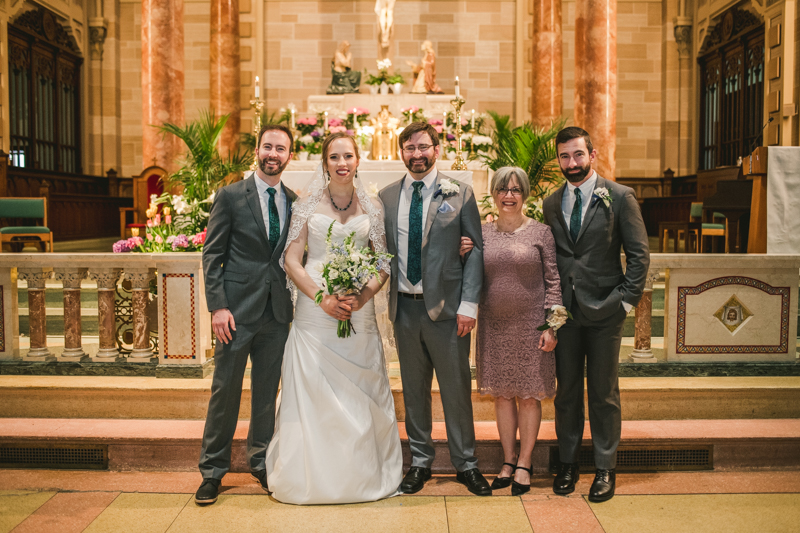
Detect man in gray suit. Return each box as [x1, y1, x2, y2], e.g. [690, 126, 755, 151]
[543, 127, 649, 502]
[195, 125, 297, 504]
[379, 122, 491, 496]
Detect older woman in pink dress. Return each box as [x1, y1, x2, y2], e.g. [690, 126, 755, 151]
[472, 167, 562, 496]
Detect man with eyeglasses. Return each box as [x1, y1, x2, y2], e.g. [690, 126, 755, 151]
[542, 127, 649, 503]
[378, 121, 490, 496]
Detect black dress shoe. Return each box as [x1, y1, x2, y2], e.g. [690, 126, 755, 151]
[400, 467, 432, 494]
[194, 478, 221, 504]
[456, 468, 492, 496]
[588, 469, 615, 502]
[553, 462, 580, 495]
[511, 465, 532, 496]
[251, 469, 270, 493]
[490, 462, 517, 490]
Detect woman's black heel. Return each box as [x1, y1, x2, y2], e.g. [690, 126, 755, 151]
[511, 465, 532, 496]
[490, 462, 517, 490]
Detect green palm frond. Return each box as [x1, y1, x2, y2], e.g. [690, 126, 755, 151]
[239, 109, 293, 153]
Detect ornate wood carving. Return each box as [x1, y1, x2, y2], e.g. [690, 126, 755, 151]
[700, 7, 762, 54]
[11, 7, 81, 54]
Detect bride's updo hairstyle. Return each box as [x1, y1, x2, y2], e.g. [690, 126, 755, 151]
[322, 132, 360, 174]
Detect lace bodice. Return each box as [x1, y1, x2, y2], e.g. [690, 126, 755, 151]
[305, 213, 372, 286]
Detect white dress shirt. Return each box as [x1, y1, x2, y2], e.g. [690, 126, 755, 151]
[254, 172, 286, 238]
[396, 168, 478, 319]
[560, 170, 632, 313]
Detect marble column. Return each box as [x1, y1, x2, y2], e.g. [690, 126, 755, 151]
[124, 268, 155, 362]
[0, 267, 20, 360]
[54, 268, 89, 361]
[531, 0, 563, 126]
[631, 270, 660, 362]
[141, 0, 184, 170]
[210, 0, 240, 158]
[574, 0, 617, 179]
[89, 268, 122, 362]
[18, 269, 53, 361]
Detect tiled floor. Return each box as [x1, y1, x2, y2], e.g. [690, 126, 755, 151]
[2, 470, 800, 532]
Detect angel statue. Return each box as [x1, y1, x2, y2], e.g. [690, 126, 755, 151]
[406, 41, 443, 94]
[375, 0, 396, 60]
[327, 41, 362, 94]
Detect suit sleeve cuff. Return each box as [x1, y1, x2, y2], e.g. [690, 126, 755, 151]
[457, 301, 478, 319]
[622, 301, 633, 313]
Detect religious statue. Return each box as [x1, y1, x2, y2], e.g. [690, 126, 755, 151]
[370, 105, 400, 160]
[407, 41, 443, 94]
[327, 41, 362, 94]
[375, 0, 396, 61]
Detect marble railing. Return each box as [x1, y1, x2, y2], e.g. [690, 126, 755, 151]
[0, 253, 798, 366]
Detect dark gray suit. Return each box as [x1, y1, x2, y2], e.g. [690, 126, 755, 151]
[543, 174, 649, 470]
[379, 174, 484, 472]
[199, 174, 296, 480]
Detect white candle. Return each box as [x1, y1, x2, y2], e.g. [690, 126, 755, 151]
[291, 108, 296, 129]
[471, 109, 475, 130]
[443, 110, 447, 128]
[455, 76, 460, 98]
[255, 76, 260, 98]
[324, 111, 329, 131]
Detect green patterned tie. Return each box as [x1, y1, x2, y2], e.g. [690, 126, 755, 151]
[569, 188, 582, 243]
[267, 187, 280, 250]
[407, 181, 424, 285]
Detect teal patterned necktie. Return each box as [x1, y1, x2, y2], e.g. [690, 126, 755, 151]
[267, 187, 280, 250]
[569, 188, 582, 242]
[407, 181, 424, 285]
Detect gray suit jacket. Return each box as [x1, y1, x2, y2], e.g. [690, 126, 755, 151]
[542, 174, 650, 321]
[202, 175, 297, 325]
[379, 174, 484, 322]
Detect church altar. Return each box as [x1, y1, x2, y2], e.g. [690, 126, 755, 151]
[281, 159, 489, 198]
[306, 94, 470, 118]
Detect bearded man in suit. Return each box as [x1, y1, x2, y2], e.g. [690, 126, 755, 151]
[542, 127, 650, 502]
[196, 125, 298, 504]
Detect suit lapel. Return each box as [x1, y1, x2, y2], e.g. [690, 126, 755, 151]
[245, 175, 272, 252]
[575, 175, 603, 243]
[422, 175, 443, 248]
[271, 182, 296, 259]
[382, 179, 403, 251]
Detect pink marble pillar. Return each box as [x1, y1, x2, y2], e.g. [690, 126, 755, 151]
[574, 0, 617, 180]
[19, 269, 53, 361]
[124, 269, 155, 362]
[210, 0, 241, 158]
[89, 268, 122, 362]
[142, 0, 184, 171]
[531, 0, 563, 126]
[54, 268, 88, 361]
[631, 270, 658, 362]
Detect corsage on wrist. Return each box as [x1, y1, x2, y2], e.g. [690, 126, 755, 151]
[537, 305, 572, 333]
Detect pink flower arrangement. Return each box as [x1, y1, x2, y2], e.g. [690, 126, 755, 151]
[146, 233, 153, 241]
[127, 236, 144, 249]
[171, 234, 189, 251]
[348, 107, 370, 115]
[328, 117, 345, 128]
[192, 229, 207, 246]
[297, 117, 317, 126]
[112, 240, 132, 253]
[402, 106, 419, 113]
[155, 235, 163, 244]
[329, 125, 347, 134]
[433, 125, 443, 134]
[147, 219, 154, 227]
[429, 118, 443, 126]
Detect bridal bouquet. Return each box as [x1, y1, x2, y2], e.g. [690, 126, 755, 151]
[315, 221, 393, 338]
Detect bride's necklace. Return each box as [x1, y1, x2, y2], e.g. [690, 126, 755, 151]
[329, 186, 355, 211]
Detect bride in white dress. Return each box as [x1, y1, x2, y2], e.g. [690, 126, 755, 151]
[266, 133, 403, 504]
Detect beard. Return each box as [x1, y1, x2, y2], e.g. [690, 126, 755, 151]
[403, 154, 435, 175]
[259, 156, 289, 176]
[561, 162, 592, 183]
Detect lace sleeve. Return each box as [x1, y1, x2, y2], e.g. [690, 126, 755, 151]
[356, 184, 391, 275]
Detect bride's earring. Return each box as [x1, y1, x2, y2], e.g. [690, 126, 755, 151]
[325, 170, 331, 182]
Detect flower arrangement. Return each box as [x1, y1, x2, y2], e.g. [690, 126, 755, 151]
[315, 221, 393, 338]
[114, 196, 208, 253]
[346, 107, 371, 129]
[537, 305, 572, 332]
[296, 116, 318, 136]
[364, 59, 397, 85]
[401, 106, 426, 125]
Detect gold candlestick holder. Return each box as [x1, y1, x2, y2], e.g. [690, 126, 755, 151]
[450, 96, 468, 171]
[250, 96, 265, 171]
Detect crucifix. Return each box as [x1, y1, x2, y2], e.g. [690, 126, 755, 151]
[375, 0, 396, 61]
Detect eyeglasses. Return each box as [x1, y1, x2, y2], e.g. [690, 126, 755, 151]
[402, 144, 433, 154]
[496, 187, 523, 196]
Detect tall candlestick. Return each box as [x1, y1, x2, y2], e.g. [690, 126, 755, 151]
[471, 109, 475, 131]
[324, 111, 329, 132]
[291, 108, 296, 129]
[255, 76, 260, 98]
[455, 76, 460, 98]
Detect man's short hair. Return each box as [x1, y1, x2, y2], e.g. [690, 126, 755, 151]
[257, 124, 294, 151]
[555, 126, 593, 153]
[398, 121, 439, 149]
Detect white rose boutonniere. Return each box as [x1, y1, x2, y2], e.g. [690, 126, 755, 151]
[434, 178, 460, 199]
[592, 187, 613, 207]
[537, 304, 573, 333]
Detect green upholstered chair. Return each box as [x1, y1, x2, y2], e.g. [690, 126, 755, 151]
[690, 202, 727, 253]
[0, 197, 54, 252]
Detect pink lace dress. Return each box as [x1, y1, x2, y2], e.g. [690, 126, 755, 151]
[476, 219, 562, 399]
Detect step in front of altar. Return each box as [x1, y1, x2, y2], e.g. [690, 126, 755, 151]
[2, 418, 798, 474]
[2, 376, 799, 421]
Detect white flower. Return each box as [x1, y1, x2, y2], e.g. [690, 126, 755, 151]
[172, 195, 191, 215]
[472, 135, 493, 146]
[377, 59, 392, 70]
[593, 187, 613, 207]
[329, 269, 339, 278]
[368, 182, 380, 198]
[299, 134, 314, 144]
[547, 305, 570, 330]
[437, 179, 460, 198]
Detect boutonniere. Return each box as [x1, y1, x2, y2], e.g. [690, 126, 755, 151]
[433, 179, 460, 199]
[592, 187, 613, 207]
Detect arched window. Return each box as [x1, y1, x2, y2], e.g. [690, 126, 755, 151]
[8, 7, 82, 173]
[698, 8, 764, 170]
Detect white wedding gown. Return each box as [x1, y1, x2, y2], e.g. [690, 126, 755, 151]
[266, 213, 403, 505]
